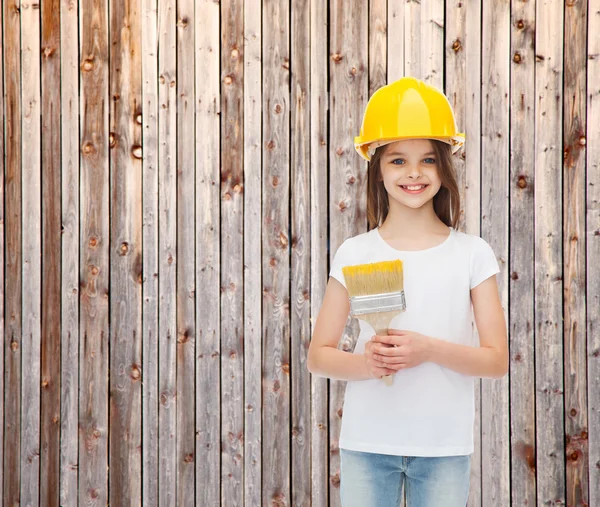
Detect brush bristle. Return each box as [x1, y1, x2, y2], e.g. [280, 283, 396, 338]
[342, 260, 404, 297]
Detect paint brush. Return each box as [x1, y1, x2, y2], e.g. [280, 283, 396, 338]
[342, 260, 406, 386]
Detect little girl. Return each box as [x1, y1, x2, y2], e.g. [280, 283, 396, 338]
[307, 77, 508, 507]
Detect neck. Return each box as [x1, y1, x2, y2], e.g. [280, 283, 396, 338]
[380, 199, 447, 236]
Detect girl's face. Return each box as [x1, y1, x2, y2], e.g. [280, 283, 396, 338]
[378, 139, 442, 210]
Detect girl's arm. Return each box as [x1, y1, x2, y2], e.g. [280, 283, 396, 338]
[307, 277, 395, 381]
[428, 275, 508, 378]
[371, 275, 508, 379]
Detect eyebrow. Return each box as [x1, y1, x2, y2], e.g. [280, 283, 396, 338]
[385, 151, 436, 157]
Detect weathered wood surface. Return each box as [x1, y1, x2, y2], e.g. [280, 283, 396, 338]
[481, 2, 511, 505]
[586, 3, 600, 506]
[243, 0, 262, 505]
[508, 0, 537, 505]
[563, 1, 589, 505]
[79, 0, 110, 504]
[41, 0, 62, 504]
[0, 1, 598, 506]
[175, 0, 195, 504]
[310, 0, 329, 505]
[262, 0, 291, 504]
[535, 2, 566, 505]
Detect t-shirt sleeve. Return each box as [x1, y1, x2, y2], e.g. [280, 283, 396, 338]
[470, 236, 500, 289]
[329, 239, 351, 288]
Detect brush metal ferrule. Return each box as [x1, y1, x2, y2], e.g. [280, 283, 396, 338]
[348, 291, 406, 316]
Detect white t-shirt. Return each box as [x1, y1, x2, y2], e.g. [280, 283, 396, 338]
[329, 226, 500, 457]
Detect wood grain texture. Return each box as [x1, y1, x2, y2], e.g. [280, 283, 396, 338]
[310, 0, 329, 504]
[508, 0, 537, 505]
[0, 1, 5, 501]
[369, 0, 386, 97]
[141, 0, 159, 503]
[535, 1, 566, 504]
[196, 1, 222, 506]
[60, 0, 81, 503]
[291, 0, 311, 504]
[586, 4, 600, 505]
[3, 0, 22, 503]
[262, 0, 291, 503]
[387, 0, 404, 82]
[79, 0, 110, 503]
[20, 0, 42, 502]
[563, 1, 589, 505]
[480, 1, 510, 505]
[109, 0, 144, 503]
[156, 0, 178, 505]
[40, 0, 62, 504]
[329, 1, 368, 505]
[221, 0, 244, 505]
[176, 0, 196, 504]
[243, 0, 262, 505]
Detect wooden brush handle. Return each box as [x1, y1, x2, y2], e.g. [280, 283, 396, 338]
[359, 310, 401, 387]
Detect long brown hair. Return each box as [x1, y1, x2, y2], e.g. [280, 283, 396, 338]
[366, 140, 461, 230]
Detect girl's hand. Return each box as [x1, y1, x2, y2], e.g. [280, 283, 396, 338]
[370, 330, 433, 370]
[363, 340, 397, 379]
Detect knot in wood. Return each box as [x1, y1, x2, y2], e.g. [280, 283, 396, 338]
[132, 145, 143, 159]
[331, 53, 343, 63]
[43, 46, 55, 58]
[120, 242, 129, 255]
[109, 132, 117, 148]
[136, 114, 142, 125]
[231, 47, 240, 59]
[452, 39, 462, 52]
[90, 265, 99, 276]
[570, 408, 577, 417]
[224, 75, 233, 85]
[336, 147, 344, 156]
[511, 271, 519, 280]
[516, 19, 525, 30]
[83, 142, 95, 154]
[274, 104, 282, 114]
[42, 377, 50, 387]
[513, 52, 522, 64]
[89, 237, 98, 248]
[579, 136, 586, 146]
[517, 175, 527, 189]
[184, 453, 194, 463]
[131, 365, 141, 380]
[82, 59, 94, 71]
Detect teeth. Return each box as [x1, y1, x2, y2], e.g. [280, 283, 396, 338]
[404, 185, 425, 190]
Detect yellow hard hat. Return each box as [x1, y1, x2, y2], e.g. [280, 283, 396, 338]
[354, 77, 465, 161]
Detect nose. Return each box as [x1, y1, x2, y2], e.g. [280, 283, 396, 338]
[407, 165, 422, 179]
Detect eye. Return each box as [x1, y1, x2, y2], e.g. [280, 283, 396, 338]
[424, 157, 436, 164]
[391, 158, 405, 165]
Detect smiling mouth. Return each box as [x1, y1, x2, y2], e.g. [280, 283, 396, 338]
[399, 184, 428, 193]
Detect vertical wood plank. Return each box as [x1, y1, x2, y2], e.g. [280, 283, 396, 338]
[563, 1, 589, 504]
[21, 0, 43, 502]
[176, 0, 196, 503]
[154, 0, 179, 504]
[3, 0, 22, 502]
[157, 0, 178, 504]
[40, 0, 62, 503]
[196, 0, 221, 506]
[221, 0, 244, 504]
[109, 0, 143, 502]
[387, 0, 404, 81]
[421, 0, 444, 88]
[310, 0, 329, 504]
[262, 0, 291, 503]
[480, 1, 510, 505]
[0, 1, 5, 500]
[586, 4, 600, 504]
[369, 0, 387, 96]
[141, 0, 159, 503]
[508, 0, 537, 505]
[60, 0, 81, 502]
[534, 1, 565, 504]
[243, 0, 262, 505]
[329, 1, 368, 505]
[405, 0, 421, 77]
[291, 0, 311, 504]
[239, 0, 264, 504]
[79, 0, 110, 502]
[445, 2, 483, 503]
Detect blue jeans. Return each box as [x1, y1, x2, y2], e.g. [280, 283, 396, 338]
[340, 448, 471, 507]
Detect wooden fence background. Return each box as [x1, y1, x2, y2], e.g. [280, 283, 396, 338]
[1, 0, 599, 505]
